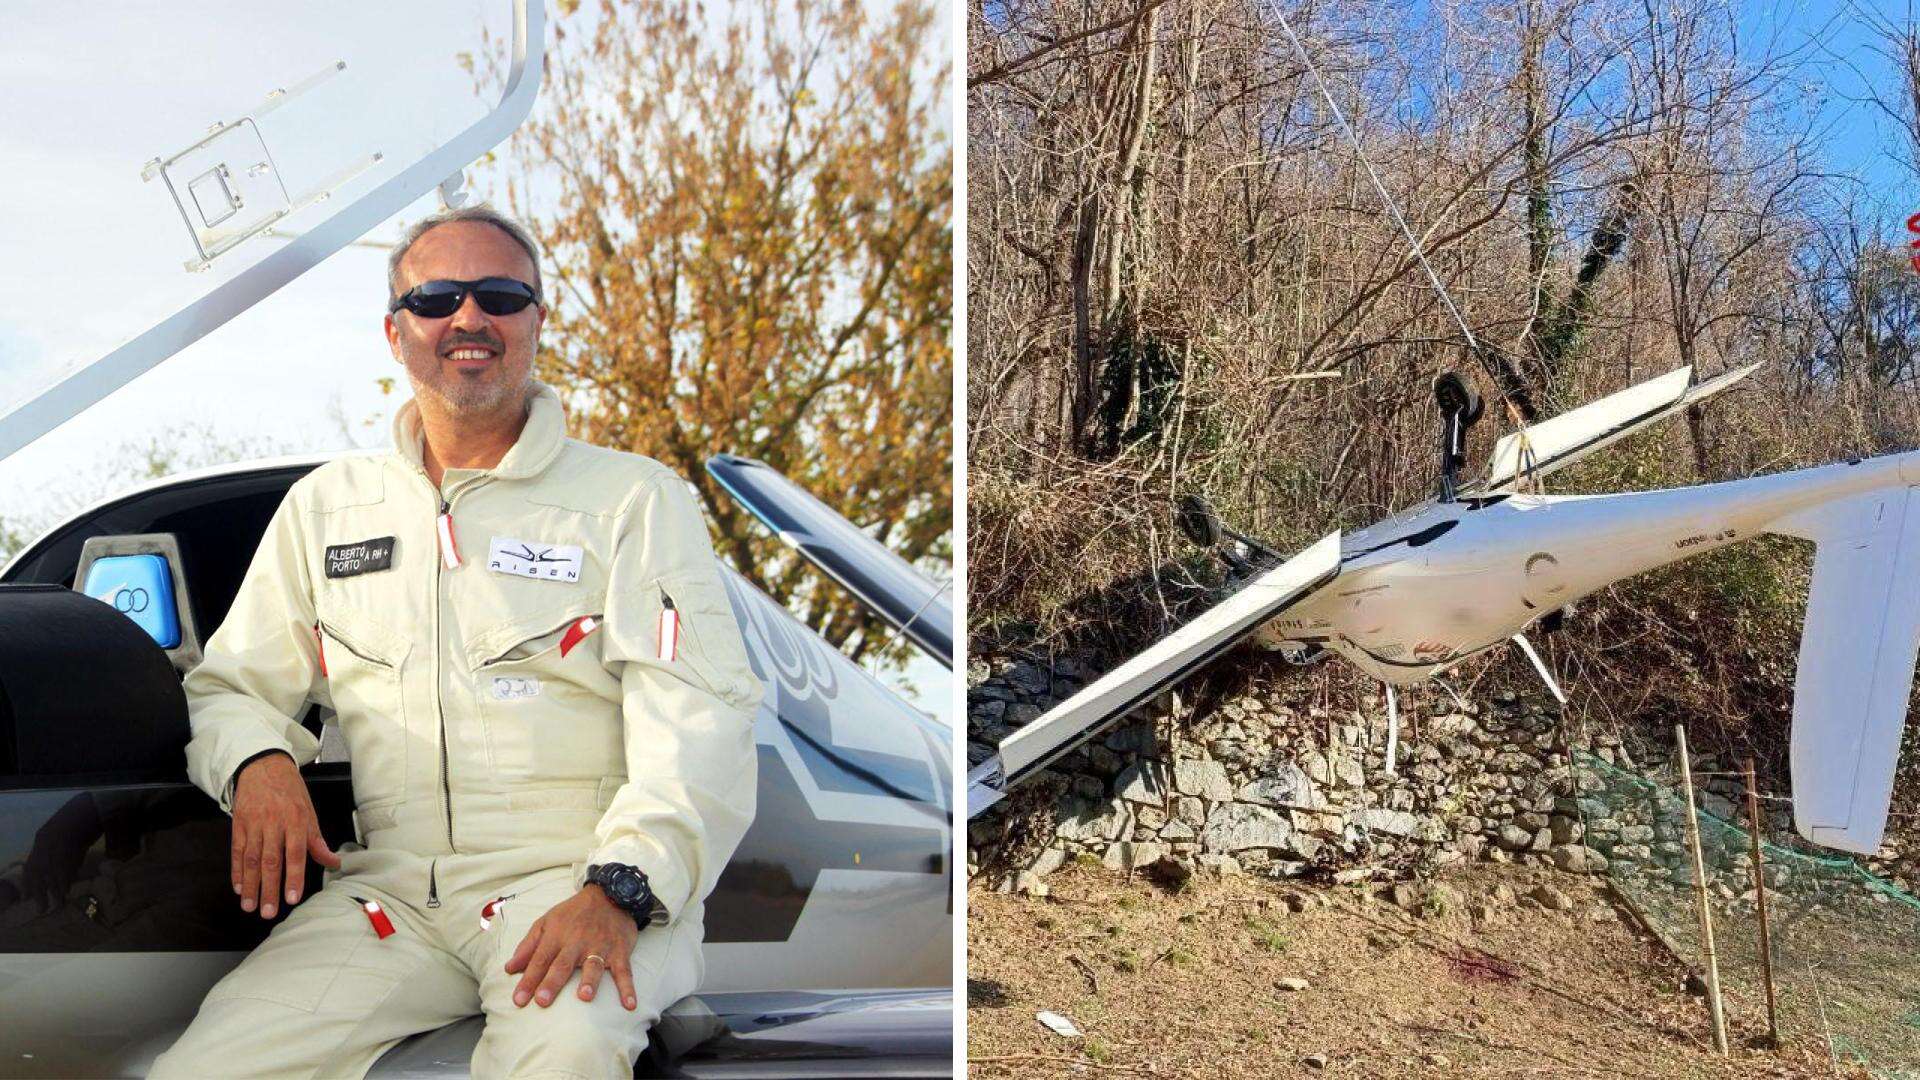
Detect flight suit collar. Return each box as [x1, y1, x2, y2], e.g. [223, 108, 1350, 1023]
[390, 382, 568, 481]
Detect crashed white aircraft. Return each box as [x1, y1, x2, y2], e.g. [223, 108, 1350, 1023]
[969, 362, 1920, 857]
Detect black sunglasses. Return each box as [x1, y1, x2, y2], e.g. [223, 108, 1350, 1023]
[388, 277, 540, 319]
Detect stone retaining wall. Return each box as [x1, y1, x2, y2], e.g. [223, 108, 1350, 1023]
[965, 655, 1825, 889]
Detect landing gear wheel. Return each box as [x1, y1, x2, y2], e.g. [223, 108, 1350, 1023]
[1433, 371, 1484, 428]
[1176, 494, 1223, 548]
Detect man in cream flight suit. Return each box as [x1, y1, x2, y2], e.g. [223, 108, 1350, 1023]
[152, 205, 763, 1079]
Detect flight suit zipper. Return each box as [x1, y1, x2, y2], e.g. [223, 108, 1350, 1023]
[435, 497, 455, 855]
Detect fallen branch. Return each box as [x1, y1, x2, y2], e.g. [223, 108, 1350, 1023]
[967, 1053, 1161, 1075]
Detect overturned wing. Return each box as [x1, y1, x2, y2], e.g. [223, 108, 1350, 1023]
[1774, 487, 1920, 854]
[707, 454, 953, 668]
[1479, 363, 1759, 494]
[968, 532, 1340, 818]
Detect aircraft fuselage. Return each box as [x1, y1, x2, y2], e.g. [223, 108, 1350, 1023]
[1257, 451, 1920, 684]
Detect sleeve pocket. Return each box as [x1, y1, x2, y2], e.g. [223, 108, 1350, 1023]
[649, 568, 760, 711]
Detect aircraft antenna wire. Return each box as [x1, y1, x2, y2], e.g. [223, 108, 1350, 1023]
[1272, 11, 1503, 400]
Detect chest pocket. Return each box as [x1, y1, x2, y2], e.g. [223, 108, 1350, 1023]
[471, 607, 624, 785]
[316, 607, 411, 809]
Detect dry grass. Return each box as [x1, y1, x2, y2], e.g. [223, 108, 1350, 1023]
[968, 861, 1861, 1078]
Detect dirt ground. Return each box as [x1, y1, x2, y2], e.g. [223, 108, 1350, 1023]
[967, 861, 1864, 1078]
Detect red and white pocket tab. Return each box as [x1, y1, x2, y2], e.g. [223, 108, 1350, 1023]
[352, 896, 395, 939]
[558, 616, 600, 659]
[657, 595, 680, 662]
[437, 510, 462, 569]
[478, 893, 516, 931]
[313, 623, 328, 677]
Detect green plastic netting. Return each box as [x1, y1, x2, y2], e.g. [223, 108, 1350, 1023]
[1571, 749, 1920, 1077]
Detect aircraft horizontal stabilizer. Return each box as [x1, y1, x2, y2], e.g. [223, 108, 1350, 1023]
[1480, 362, 1759, 493]
[968, 532, 1341, 818]
[1774, 486, 1920, 854]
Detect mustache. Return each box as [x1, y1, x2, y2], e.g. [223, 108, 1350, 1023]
[439, 332, 504, 355]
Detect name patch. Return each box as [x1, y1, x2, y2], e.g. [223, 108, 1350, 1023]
[488, 537, 584, 583]
[325, 537, 396, 579]
[491, 676, 543, 700]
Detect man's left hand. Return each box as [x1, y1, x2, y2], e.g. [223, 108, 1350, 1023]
[505, 885, 639, 1011]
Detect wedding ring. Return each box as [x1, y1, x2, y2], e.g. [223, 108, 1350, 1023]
[584, 953, 607, 966]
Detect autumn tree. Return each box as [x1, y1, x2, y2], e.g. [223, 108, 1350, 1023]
[498, 0, 952, 663]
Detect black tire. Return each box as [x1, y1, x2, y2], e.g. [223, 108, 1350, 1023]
[1433, 371, 1483, 429]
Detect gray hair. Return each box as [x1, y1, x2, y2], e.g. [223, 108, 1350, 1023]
[387, 203, 544, 305]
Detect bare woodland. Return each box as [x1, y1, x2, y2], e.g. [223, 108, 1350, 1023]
[492, 0, 952, 664]
[968, 0, 1920, 743]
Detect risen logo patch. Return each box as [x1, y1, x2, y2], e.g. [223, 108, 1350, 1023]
[325, 537, 397, 578]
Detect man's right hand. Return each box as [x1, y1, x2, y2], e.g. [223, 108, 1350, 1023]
[230, 753, 340, 919]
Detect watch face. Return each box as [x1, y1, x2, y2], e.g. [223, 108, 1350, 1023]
[608, 870, 642, 904]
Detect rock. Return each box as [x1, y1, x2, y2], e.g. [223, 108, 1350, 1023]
[1103, 841, 1167, 872]
[1006, 702, 1043, 727]
[1175, 796, 1205, 828]
[1530, 883, 1576, 912]
[1550, 845, 1589, 873]
[1495, 825, 1534, 852]
[1135, 806, 1168, 831]
[1275, 977, 1311, 992]
[1203, 804, 1292, 852]
[1198, 854, 1244, 877]
[1287, 832, 1325, 862]
[1238, 763, 1323, 810]
[1114, 762, 1168, 806]
[1353, 808, 1422, 838]
[1303, 1054, 1328, 1069]
[1028, 847, 1068, 877]
[1013, 871, 1049, 897]
[1104, 722, 1158, 756]
[1056, 801, 1130, 843]
[1086, 746, 1123, 775]
[1388, 883, 1423, 912]
[1333, 755, 1366, 788]
[1174, 759, 1234, 801]
[1302, 750, 1333, 785]
[1160, 820, 1196, 841]
[1549, 816, 1583, 845]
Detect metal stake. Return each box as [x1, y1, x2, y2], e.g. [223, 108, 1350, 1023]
[1676, 724, 1729, 1056]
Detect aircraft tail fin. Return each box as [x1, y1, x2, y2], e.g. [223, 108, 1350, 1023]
[1772, 486, 1920, 854]
[1479, 362, 1759, 494]
[706, 454, 953, 669]
[967, 532, 1342, 818]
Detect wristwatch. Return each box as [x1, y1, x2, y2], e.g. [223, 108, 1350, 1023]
[586, 863, 667, 928]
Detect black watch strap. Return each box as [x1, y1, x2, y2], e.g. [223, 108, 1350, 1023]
[588, 863, 666, 928]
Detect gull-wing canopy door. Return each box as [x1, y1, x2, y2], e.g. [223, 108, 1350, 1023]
[0, 1, 545, 462]
[705, 454, 953, 669]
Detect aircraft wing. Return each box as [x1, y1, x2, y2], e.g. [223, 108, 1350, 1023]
[967, 532, 1341, 818]
[706, 454, 953, 668]
[1478, 363, 1759, 494]
[1775, 487, 1920, 854]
